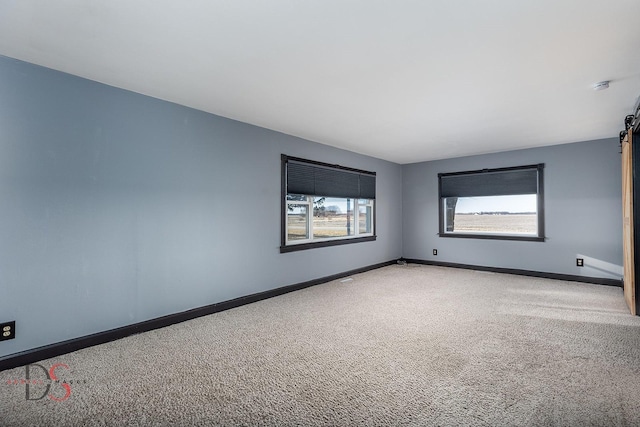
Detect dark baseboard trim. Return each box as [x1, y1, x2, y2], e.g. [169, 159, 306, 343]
[0, 260, 396, 372]
[403, 258, 623, 287]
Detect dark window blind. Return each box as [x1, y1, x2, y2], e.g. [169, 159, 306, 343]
[286, 159, 376, 199]
[440, 166, 540, 198]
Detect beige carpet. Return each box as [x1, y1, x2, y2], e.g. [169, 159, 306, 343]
[1, 264, 640, 426]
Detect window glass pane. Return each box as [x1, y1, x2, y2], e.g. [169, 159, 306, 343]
[358, 200, 372, 234]
[287, 204, 309, 241]
[286, 193, 307, 202]
[444, 195, 537, 235]
[313, 197, 354, 239]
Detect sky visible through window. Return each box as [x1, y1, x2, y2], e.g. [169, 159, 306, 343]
[313, 197, 358, 214]
[454, 195, 536, 213]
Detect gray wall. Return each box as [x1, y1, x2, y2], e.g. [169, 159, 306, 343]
[402, 139, 623, 280]
[0, 56, 403, 358]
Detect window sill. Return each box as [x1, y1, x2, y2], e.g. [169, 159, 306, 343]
[280, 235, 377, 253]
[438, 233, 545, 242]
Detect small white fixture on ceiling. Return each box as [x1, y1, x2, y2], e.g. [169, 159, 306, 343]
[593, 81, 610, 91]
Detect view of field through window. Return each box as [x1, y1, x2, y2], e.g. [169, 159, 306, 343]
[446, 195, 537, 235]
[287, 196, 372, 241]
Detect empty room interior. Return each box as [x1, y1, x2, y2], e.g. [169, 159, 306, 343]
[1, 1, 640, 425]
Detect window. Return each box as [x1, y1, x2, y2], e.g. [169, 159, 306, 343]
[438, 164, 544, 241]
[281, 155, 376, 252]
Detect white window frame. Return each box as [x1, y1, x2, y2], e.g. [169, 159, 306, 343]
[285, 196, 375, 246]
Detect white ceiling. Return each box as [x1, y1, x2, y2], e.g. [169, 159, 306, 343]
[1, 1, 639, 164]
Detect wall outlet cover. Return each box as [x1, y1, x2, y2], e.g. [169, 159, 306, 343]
[0, 321, 15, 341]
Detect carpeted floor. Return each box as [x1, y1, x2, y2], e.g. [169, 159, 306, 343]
[1, 264, 640, 426]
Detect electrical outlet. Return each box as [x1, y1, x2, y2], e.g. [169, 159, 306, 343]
[0, 321, 15, 341]
[433, 249, 438, 256]
[576, 258, 584, 267]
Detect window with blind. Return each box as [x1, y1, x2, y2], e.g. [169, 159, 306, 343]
[438, 164, 545, 241]
[281, 155, 376, 252]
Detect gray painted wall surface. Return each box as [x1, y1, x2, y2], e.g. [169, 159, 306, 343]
[0, 56, 403, 358]
[402, 139, 623, 280]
